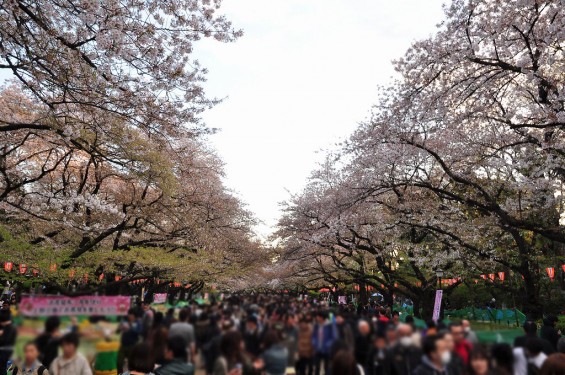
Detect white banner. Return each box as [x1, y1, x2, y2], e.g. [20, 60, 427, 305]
[432, 290, 443, 321]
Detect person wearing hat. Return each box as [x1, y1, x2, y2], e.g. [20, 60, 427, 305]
[0, 309, 16, 375]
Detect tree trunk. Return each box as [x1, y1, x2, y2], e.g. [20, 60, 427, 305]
[521, 274, 543, 319]
[359, 282, 368, 305]
[420, 289, 436, 321]
[383, 288, 394, 310]
[412, 296, 422, 319]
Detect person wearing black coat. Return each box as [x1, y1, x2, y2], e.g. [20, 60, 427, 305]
[413, 335, 450, 375]
[540, 316, 561, 352]
[365, 333, 388, 375]
[386, 324, 422, 375]
[243, 316, 261, 359]
[0, 309, 17, 375]
[514, 321, 554, 355]
[354, 320, 372, 369]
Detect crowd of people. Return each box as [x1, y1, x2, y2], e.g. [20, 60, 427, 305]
[0, 295, 565, 375]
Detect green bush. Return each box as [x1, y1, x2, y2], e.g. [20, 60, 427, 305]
[556, 315, 565, 333]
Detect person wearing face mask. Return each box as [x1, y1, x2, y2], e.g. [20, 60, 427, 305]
[461, 320, 479, 346]
[413, 335, 451, 375]
[386, 323, 422, 375]
[442, 333, 464, 375]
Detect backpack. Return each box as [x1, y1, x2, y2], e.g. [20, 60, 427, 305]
[13, 365, 47, 375]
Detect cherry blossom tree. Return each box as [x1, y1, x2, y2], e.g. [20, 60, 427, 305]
[277, 0, 565, 318]
[0, 0, 263, 292]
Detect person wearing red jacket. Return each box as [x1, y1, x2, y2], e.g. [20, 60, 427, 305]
[449, 322, 473, 366]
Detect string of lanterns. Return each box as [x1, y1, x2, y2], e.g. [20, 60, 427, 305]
[1, 262, 192, 288]
[317, 266, 565, 293]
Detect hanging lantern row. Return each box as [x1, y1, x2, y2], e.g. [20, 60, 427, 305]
[478, 268, 563, 283]
[2, 262, 193, 289]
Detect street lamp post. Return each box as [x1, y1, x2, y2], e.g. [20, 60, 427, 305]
[436, 269, 444, 289]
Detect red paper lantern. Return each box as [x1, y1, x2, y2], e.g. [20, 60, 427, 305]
[99, 273, 104, 281]
[68, 270, 75, 278]
[546, 267, 555, 281]
[32, 269, 39, 277]
[488, 274, 495, 281]
[562, 264, 565, 273]
[19, 264, 27, 274]
[4, 262, 13, 272]
[115, 275, 122, 281]
[83, 273, 88, 282]
[480, 274, 486, 280]
[498, 272, 505, 282]
[50, 264, 57, 272]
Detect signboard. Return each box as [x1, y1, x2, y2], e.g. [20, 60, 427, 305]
[19, 296, 131, 317]
[338, 296, 347, 305]
[432, 290, 443, 321]
[153, 293, 167, 304]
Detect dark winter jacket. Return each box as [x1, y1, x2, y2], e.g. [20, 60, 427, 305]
[154, 359, 195, 375]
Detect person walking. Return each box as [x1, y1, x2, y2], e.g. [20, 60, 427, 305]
[296, 318, 314, 375]
[386, 324, 421, 375]
[120, 343, 155, 375]
[49, 333, 92, 375]
[260, 331, 288, 375]
[118, 309, 142, 374]
[12, 342, 50, 375]
[212, 331, 253, 375]
[0, 309, 17, 375]
[312, 311, 337, 375]
[155, 337, 195, 375]
[413, 335, 451, 375]
[34, 317, 63, 371]
[540, 317, 560, 352]
[168, 309, 195, 362]
[462, 320, 479, 345]
[466, 346, 492, 375]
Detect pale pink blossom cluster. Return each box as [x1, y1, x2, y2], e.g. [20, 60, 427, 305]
[275, 0, 565, 317]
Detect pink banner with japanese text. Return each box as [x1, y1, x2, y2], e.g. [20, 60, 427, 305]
[19, 295, 131, 316]
[153, 293, 167, 304]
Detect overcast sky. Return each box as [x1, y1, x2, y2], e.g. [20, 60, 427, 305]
[195, 0, 447, 238]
